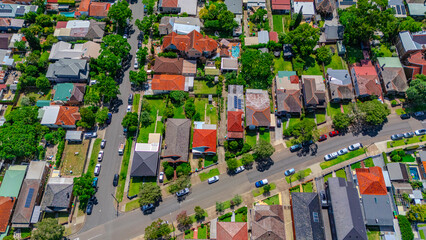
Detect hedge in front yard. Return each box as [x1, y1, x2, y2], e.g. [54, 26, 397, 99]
[398, 215, 414, 240]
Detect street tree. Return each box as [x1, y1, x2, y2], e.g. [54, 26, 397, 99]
[122, 112, 139, 133]
[254, 139, 275, 160]
[73, 173, 95, 209]
[232, 194, 243, 205]
[194, 206, 206, 221]
[263, 184, 271, 193]
[96, 50, 121, 75]
[285, 118, 316, 143]
[107, 0, 132, 28]
[226, 158, 239, 171]
[406, 74, 426, 109]
[357, 99, 390, 125]
[77, 107, 96, 129]
[32, 218, 65, 240]
[101, 34, 131, 59]
[96, 74, 120, 102]
[144, 219, 171, 240]
[129, 70, 147, 86]
[216, 201, 225, 212]
[176, 211, 193, 230]
[406, 205, 426, 222]
[241, 153, 254, 166]
[283, 23, 319, 57]
[139, 183, 162, 205]
[136, 47, 149, 65]
[333, 112, 353, 130]
[96, 108, 109, 125]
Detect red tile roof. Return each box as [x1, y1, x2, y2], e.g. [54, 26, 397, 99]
[79, 0, 90, 12]
[0, 84, 7, 90]
[272, 0, 291, 10]
[162, 31, 217, 54]
[151, 74, 185, 91]
[352, 64, 382, 96]
[406, 51, 426, 75]
[269, 31, 279, 43]
[89, 2, 110, 17]
[217, 222, 248, 240]
[47, 0, 58, 3]
[356, 167, 387, 195]
[55, 106, 81, 126]
[161, 0, 178, 8]
[0, 196, 15, 232]
[56, 21, 68, 29]
[193, 129, 217, 154]
[227, 111, 244, 139]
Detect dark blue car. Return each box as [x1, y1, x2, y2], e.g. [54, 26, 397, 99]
[106, 113, 112, 124]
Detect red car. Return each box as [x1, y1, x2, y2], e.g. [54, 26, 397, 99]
[329, 131, 339, 137]
[318, 134, 327, 142]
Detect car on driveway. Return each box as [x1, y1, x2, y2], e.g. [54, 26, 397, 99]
[208, 176, 219, 184]
[414, 111, 424, 117]
[234, 166, 245, 174]
[329, 130, 339, 137]
[255, 179, 268, 188]
[318, 134, 327, 142]
[391, 134, 404, 140]
[337, 148, 349, 156]
[158, 172, 164, 183]
[404, 132, 414, 138]
[113, 173, 119, 187]
[324, 152, 338, 161]
[94, 164, 101, 176]
[142, 204, 155, 214]
[348, 143, 362, 151]
[86, 201, 94, 215]
[415, 129, 426, 136]
[284, 168, 295, 176]
[290, 144, 302, 152]
[97, 151, 104, 162]
[176, 188, 190, 197]
[400, 114, 410, 119]
[101, 139, 106, 149]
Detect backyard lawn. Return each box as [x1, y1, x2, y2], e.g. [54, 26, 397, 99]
[302, 182, 313, 192]
[273, 54, 293, 75]
[387, 135, 425, 148]
[195, 98, 208, 121]
[320, 148, 365, 169]
[193, 80, 217, 94]
[367, 230, 380, 240]
[246, 130, 257, 147]
[290, 186, 300, 193]
[327, 102, 342, 119]
[199, 168, 220, 182]
[335, 169, 347, 180]
[252, 183, 276, 197]
[272, 15, 284, 33]
[303, 55, 323, 75]
[60, 140, 90, 176]
[138, 98, 167, 143]
[324, 46, 346, 70]
[316, 111, 326, 123]
[207, 104, 218, 124]
[283, 15, 291, 32]
[364, 158, 375, 167]
[173, 106, 185, 118]
[87, 139, 102, 176]
[17, 90, 52, 107]
[287, 117, 301, 129]
[12, 54, 24, 62]
[264, 194, 280, 205]
[198, 225, 208, 239]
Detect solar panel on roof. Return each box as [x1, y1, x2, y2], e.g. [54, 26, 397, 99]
[16, 7, 25, 15]
[401, 5, 406, 15]
[0, 8, 12, 13]
[396, 5, 401, 14]
[30, 5, 36, 11]
[238, 99, 242, 109]
[234, 96, 237, 109]
[25, 188, 35, 208]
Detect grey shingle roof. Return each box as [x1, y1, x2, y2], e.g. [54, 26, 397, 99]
[361, 194, 394, 227]
[382, 67, 408, 93]
[386, 162, 409, 181]
[276, 89, 302, 114]
[46, 59, 89, 82]
[291, 192, 325, 240]
[162, 119, 191, 162]
[225, 0, 242, 14]
[11, 179, 41, 226]
[131, 151, 159, 177]
[251, 205, 286, 240]
[325, 25, 344, 41]
[40, 178, 73, 212]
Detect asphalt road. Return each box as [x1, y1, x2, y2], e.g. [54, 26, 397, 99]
[73, 115, 424, 240]
[80, 1, 143, 232]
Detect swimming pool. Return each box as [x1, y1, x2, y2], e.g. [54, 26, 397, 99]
[231, 45, 240, 58]
[60, 12, 75, 17]
[409, 167, 420, 180]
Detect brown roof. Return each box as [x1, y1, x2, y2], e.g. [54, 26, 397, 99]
[251, 205, 286, 240]
[55, 106, 81, 126]
[162, 118, 191, 162]
[382, 67, 408, 93]
[303, 77, 326, 107]
[151, 74, 185, 91]
[0, 196, 15, 232]
[276, 89, 302, 114]
[0, 34, 11, 50]
[329, 83, 353, 100]
[153, 57, 183, 75]
[217, 222, 248, 240]
[89, 2, 110, 17]
[79, 0, 90, 12]
[246, 90, 271, 127]
[352, 64, 382, 97]
[70, 84, 86, 103]
[162, 31, 217, 54]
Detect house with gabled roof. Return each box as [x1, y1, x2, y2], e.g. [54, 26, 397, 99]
[46, 59, 90, 83]
[49, 41, 101, 61]
[162, 30, 218, 59]
[130, 133, 162, 177]
[40, 177, 73, 213]
[162, 118, 191, 162]
[52, 83, 86, 105]
[402, 51, 426, 81]
[302, 75, 326, 110]
[54, 20, 105, 41]
[40, 105, 81, 129]
[275, 71, 303, 116]
[245, 89, 270, 128]
[351, 61, 383, 99]
[153, 57, 196, 76]
[355, 167, 387, 195]
[327, 69, 354, 102]
[192, 122, 217, 155]
[228, 111, 244, 139]
[396, 31, 426, 60]
[388, 0, 407, 17]
[159, 16, 203, 35]
[386, 162, 409, 182]
[216, 222, 248, 240]
[376, 57, 408, 95]
[271, 0, 290, 13]
[151, 74, 193, 94]
[0, 165, 27, 198]
[291, 192, 325, 240]
[250, 205, 286, 240]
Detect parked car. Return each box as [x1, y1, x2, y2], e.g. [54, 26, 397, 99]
[142, 204, 155, 214]
[234, 166, 245, 174]
[302, 140, 314, 147]
[113, 173, 119, 187]
[86, 201, 94, 215]
[329, 130, 339, 137]
[290, 144, 302, 152]
[158, 172, 164, 183]
[97, 151, 104, 162]
[128, 94, 133, 104]
[400, 114, 411, 120]
[123, 33, 128, 39]
[100, 139, 106, 149]
[320, 190, 328, 207]
[337, 148, 349, 156]
[414, 111, 424, 117]
[255, 179, 268, 188]
[127, 105, 132, 112]
[138, 40, 142, 49]
[415, 129, 426, 136]
[348, 143, 362, 151]
[318, 134, 327, 142]
[284, 168, 295, 176]
[134, 58, 139, 69]
[391, 134, 404, 140]
[176, 188, 190, 197]
[94, 164, 101, 176]
[277, 118, 282, 127]
[92, 177, 98, 188]
[106, 113, 112, 124]
[208, 176, 219, 184]
[404, 132, 414, 138]
[324, 152, 338, 161]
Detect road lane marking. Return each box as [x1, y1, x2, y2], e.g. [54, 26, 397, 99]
[88, 234, 102, 240]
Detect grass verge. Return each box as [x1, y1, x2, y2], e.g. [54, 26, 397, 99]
[320, 148, 365, 170]
[87, 138, 102, 176]
[199, 168, 220, 182]
[252, 183, 276, 197]
[133, 94, 140, 112]
[387, 135, 425, 148]
[116, 137, 132, 202]
[125, 199, 140, 212]
[286, 168, 312, 183]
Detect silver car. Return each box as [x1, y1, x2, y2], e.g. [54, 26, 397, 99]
[404, 132, 414, 138]
[391, 134, 404, 140]
[324, 152, 338, 161]
[94, 164, 101, 176]
[97, 151, 104, 162]
[234, 166, 245, 174]
[348, 143, 362, 151]
[208, 176, 219, 184]
[337, 148, 349, 156]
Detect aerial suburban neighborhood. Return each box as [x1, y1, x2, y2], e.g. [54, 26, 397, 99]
[0, 0, 425, 238]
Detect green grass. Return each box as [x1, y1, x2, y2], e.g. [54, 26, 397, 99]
[207, 104, 218, 124]
[12, 54, 23, 62]
[259, 128, 270, 142]
[199, 168, 220, 182]
[387, 135, 425, 148]
[367, 230, 380, 240]
[128, 177, 143, 196]
[351, 161, 362, 169]
[204, 155, 217, 167]
[156, 120, 164, 134]
[173, 106, 185, 118]
[184, 230, 194, 239]
[316, 111, 326, 123]
[245, 130, 257, 147]
[290, 186, 300, 192]
[264, 194, 280, 205]
[342, 103, 351, 114]
[303, 55, 323, 75]
[324, 46, 346, 70]
[286, 168, 312, 183]
[87, 138, 102, 176]
[138, 98, 167, 143]
[365, 158, 375, 167]
[116, 138, 132, 202]
[346, 45, 364, 64]
[198, 225, 208, 239]
[137, 122, 156, 143]
[283, 15, 291, 32]
[17, 90, 52, 107]
[273, 54, 293, 75]
[302, 182, 313, 192]
[252, 183, 276, 197]
[402, 155, 416, 162]
[190, 211, 208, 223]
[195, 98, 208, 121]
[420, 229, 425, 240]
[133, 94, 140, 112]
[327, 102, 342, 118]
[272, 15, 284, 33]
[288, 117, 301, 129]
[235, 211, 246, 222]
[336, 169, 347, 180]
[193, 80, 217, 94]
[395, 108, 406, 116]
[323, 173, 333, 183]
[20, 228, 32, 239]
[5, 105, 12, 117]
[320, 148, 366, 169]
[125, 199, 140, 212]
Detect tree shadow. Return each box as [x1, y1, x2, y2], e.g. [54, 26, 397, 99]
[109, 98, 123, 113]
[256, 158, 274, 172]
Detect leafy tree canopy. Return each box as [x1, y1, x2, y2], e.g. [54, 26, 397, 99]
[32, 218, 65, 240]
[407, 74, 426, 109]
[283, 23, 319, 57]
[108, 0, 132, 27]
[357, 99, 390, 125]
[240, 49, 273, 89]
[144, 219, 171, 240]
[73, 173, 95, 209]
[254, 139, 275, 160]
[139, 183, 162, 205]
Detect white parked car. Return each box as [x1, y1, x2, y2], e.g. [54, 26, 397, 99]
[100, 139, 106, 149]
[159, 172, 164, 183]
[234, 166, 245, 174]
[97, 151, 104, 162]
[127, 105, 132, 112]
[337, 148, 349, 156]
[348, 143, 362, 151]
[415, 129, 426, 136]
[324, 152, 338, 161]
[208, 176, 219, 184]
[134, 59, 139, 69]
[94, 164, 101, 176]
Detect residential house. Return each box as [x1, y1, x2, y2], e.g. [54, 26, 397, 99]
[245, 89, 271, 128]
[410, 190, 423, 204]
[250, 205, 286, 240]
[351, 61, 383, 99]
[247, 0, 266, 9]
[269, 31, 279, 43]
[320, 24, 344, 43]
[2, 0, 32, 4]
[0, 49, 14, 67]
[271, 0, 291, 13]
[407, 3, 426, 19]
[0, 197, 15, 238]
[8, 33, 24, 50]
[40, 177, 73, 212]
[396, 31, 426, 60]
[216, 222, 248, 240]
[153, 57, 196, 76]
[159, 17, 202, 35]
[386, 162, 409, 181]
[227, 85, 244, 112]
[233, 15, 243, 37]
[162, 31, 218, 59]
[225, 0, 243, 15]
[228, 111, 244, 139]
[0, 165, 27, 198]
[392, 182, 413, 195]
[355, 167, 387, 195]
[54, 20, 105, 41]
[291, 192, 325, 240]
[388, 0, 407, 17]
[221, 58, 239, 72]
[162, 118, 191, 162]
[316, 0, 334, 17]
[65, 130, 83, 143]
[402, 51, 426, 81]
[192, 122, 217, 155]
[130, 133, 162, 177]
[0, 34, 11, 50]
[76, 0, 110, 18]
[361, 194, 394, 227]
[258, 30, 269, 44]
[11, 161, 48, 228]
[151, 75, 193, 94]
[52, 83, 86, 105]
[376, 57, 408, 95]
[275, 71, 303, 116]
[46, 59, 90, 83]
[158, 0, 197, 15]
[327, 69, 354, 102]
[40, 105, 81, 129]
[302, 75, 326, 110]
[326, 177, 367, 240]
[178, 0, 198, 15]
[0, 3, 37, 18]
[0, 18, 24, 31]
[49, 41, 101, 61]
[293, 0, 315, 20]
[337, 0, 356, 9]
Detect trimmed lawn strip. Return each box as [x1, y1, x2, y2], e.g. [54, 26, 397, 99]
[302, 182, 313, 192]
[420, 229, 425, 239]
[290, 186, 300, 192]
[351, 161, 361, 169]
[283, 15, 291, 32]
[173, 106, 185, 118]
[116, 137, 132, 202]
[335, 169, 347, 180]
[199, 168, 220, 182]
[198, 225, 208, 239]
[272, 15, 284, 33]
[137, 122, 155, 143]
[252, 183, 276, 197]
[264, 194, 280, 205]
[387, 135, 425, 148]
[133, 94, 140, 112]
[364, 158, 374, 167]
[128, 177, 143, 196]
[288, 117, 301, 129]
[60, 140, 90, 176]
[286, 168, 312, 183]
[395, 108, 405, 116]
[327, 102, 342, 119]
[245, 130, 257, 147]
[87, 138, 102, 176]
[320, 148, 365, 169]
[316, 111, 326, 123]
[342, 103, 351, 114]
[193, 80, 218, 94]
[324, 49, 346, 70]
[125, 199, 140, 212]
[195, 98, 207, 121]
[366, 230, 380, 240]
[156, 120, 164, 135]
[259, 128, 270, 142]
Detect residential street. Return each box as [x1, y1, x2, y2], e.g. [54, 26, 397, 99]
[73, 114, 424, 240]
[79, 1, 144, 232]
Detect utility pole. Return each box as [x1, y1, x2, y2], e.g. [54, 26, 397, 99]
[111, 193, 119, 217]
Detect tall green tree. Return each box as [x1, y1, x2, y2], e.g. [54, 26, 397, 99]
[254, 139, 275, 160]
[101, 34, 131, 59]
[129, 70, 147, 86]
[32, 218, 65, 240]
[96, 74, 120, 102]
[36, 75, 50, 94]
[136, 47, 149, 65]
[407, 74, 426, 109]
[96, 108, 109, 125]
[139, 183, 162, 205]
[284, 118, 317, 143]
[107, 0, 132, 28]
[406, 205, 426, 222]
[77, 107, 96, 129]
[357, 99, 390, 125]
[333, 112, 353, 130]
[283, 23, 319, 57]
[316, 46, 332, 65]
[145, 219, 171, 240]
[73, 173, 96, 209]
[240, 49, 274, 89]
[122, 112, 139, 132]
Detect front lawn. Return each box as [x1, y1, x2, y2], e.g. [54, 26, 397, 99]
[204, 155, 217, 167]
[303, 55, 323, 75]
[60, 140, 90, 176]
[128, 177, 143, 196]
[286, 168, 312, 183]
[302, 182, 313, 192]
[87, 138, 102, 176]
[259, 128, 270, 143]
[264, 194, 280, 205]
[173, 106, 185, 118]
[364, 158, 375, 167]
[252, 183, 276, 197]
[316, 111, 326, 123]
[235, 206, 247, 222]
[327, 102, 342, 119]
[245, 130, 257, 147]
[320, 148, 365, 169]
[288, 117, 301, 129]
[272, 15, 284, 33]
[184, 230, 194, 239]
[323, 173, 333, 183]
[387, 135, 425, 148]
[125, 199, 140, 212]
[351, 161, 361, 169]
[194, 80, 217, 94]
[133, 94, 140, 112]
[198, 225, 208, 239]
[335, 169, 347, 180]
[367, 230, 380, 240]
[199, 168, 220, 182]
[116, 137, 132, 202]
